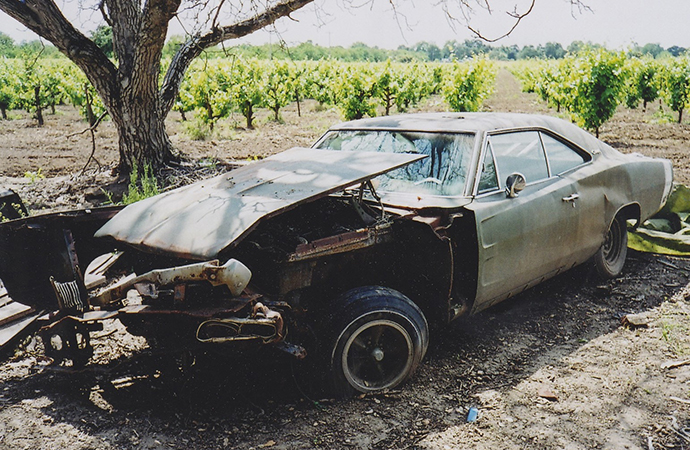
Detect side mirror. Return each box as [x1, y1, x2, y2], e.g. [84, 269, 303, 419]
[505, 173, 526, 198]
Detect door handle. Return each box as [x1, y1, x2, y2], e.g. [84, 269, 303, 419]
[562, 193, 579, 206]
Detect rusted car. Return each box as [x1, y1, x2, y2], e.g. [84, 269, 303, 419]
[0, 113, 673, 395]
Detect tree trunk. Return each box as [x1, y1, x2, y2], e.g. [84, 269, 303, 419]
[243, 102, 255, 129]
[0, 106, 6, 120]
[84, 84, 96, 126]
[34, 86, 44, 126]
[679, 108, 684, 124]
[111, 98, 178, 176]
[295, 88, 301, 117]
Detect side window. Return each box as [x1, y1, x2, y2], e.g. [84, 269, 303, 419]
[488, 131, 548, 187]
[477, 144, 499, 193]
[540, 133, 588, 175]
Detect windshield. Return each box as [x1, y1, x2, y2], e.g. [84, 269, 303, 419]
[315, 130, 476, 196]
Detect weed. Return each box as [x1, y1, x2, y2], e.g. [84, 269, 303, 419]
[651, 108, 674, 124]
[122, 163, 160, 205]
[100, 188, 115, 205]
[660, 318, 690, 356]
[23, 168, 44, 184]
[199, 157, 218, 170]
[182, 117, 211, 141]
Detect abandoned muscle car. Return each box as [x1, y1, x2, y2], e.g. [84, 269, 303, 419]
[0, 113, 673, 396]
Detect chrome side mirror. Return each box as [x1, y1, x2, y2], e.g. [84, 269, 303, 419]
[505, 173, 526, 198]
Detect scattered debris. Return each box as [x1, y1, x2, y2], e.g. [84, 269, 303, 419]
[621, 312, 652, 328]
[661, 359, 690, 370]
[537, 386, 559, 402]
[466, 406, 478, 423]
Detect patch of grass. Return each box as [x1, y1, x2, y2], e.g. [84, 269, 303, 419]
[659, 308, 690, 356]
[182, 117, 211, 141]
[651, 108, 675, 124]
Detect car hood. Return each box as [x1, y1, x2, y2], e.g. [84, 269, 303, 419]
[95, 148, 424, 260]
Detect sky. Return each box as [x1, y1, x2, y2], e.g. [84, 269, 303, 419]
[2, 0, 689, 50]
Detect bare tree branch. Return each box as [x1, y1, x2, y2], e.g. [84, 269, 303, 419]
[466, 0, 535, 42]
[437, 0, 590, 42]
[160, 0, 315, 116]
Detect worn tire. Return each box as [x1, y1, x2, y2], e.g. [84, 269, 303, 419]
[328, 286, 429, 397]
[594, 215, 628, 279]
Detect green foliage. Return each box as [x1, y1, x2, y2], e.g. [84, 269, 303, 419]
[262, 60, 293, 121]
[0, 59, 19, 119]
[662, 57, 690, 123]
[122, 163, 160, 205]
[567, 49, 627, 136]
[623, 58, 643, 109]
[624, 57, 660, 110]
[442, 58, 496, 112]
[229, 58, 265, 128]
[162, 36, 186, 59]
[638, 60, 661, 109]
[60, 64, 106, 124]
[337, 63, 377, 120]
[15, 55, 69, 125]
[182, 116, 212, 140]
[372, 61, 432, 115]
[90, 26, 113, 59]
[177, 61, 233, 130]
[517, 50, 626, 136]
[0, 33, 15, 58]
[304, 60, 337, 106]
[24, 168, 45, 183]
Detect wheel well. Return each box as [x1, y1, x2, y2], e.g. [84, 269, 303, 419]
[615, 203, 642, 229]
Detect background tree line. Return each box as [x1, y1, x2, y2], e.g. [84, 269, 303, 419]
[1, 29, 686, 63]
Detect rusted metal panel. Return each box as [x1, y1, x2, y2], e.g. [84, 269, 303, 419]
[289, 224, 394, 262]
[95, 148, 424, 260]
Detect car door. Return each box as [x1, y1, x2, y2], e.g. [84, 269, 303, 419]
[465, 130, 591, 312]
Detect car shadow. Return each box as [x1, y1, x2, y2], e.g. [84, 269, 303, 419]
[1, 250, 688, 449]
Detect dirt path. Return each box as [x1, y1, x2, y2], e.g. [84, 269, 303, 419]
[2, 68, 690, 450]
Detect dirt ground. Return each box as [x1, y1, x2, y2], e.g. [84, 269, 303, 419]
[3, 68, 690, 449]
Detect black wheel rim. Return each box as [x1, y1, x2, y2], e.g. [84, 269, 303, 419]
[342, 319, 414, 392]
[603, 219, 623, 266]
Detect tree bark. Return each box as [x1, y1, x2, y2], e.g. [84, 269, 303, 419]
[34, 86, 44, 126]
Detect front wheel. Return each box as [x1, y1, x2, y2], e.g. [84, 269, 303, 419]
[328, 286, 429, 397]
[594, 215, 628, 279]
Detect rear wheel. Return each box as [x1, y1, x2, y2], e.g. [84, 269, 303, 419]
[328, 286, 428, 397]
[594, 215, 628, 278]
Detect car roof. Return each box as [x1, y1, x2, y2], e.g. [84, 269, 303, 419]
[328, 112, 610, 155]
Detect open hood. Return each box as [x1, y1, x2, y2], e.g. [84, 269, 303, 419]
[95, 148, 424, 260]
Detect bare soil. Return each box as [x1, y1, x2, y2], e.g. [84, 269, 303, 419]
[3, 68, 690, 449]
